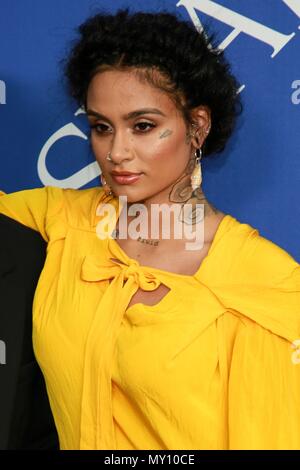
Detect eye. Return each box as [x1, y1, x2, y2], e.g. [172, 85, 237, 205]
[89, 121, 156, 136]
[134, 121, 156, 132]
[89, 123, 111, 134]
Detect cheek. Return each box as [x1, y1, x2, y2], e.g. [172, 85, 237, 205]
[144, 129, 187, 166]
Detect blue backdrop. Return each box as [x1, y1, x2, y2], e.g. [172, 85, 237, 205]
[0, 0, 299, 261]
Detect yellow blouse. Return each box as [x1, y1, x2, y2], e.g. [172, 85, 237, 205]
[0, 186, 300, 450]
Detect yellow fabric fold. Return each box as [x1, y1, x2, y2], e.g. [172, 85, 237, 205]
[79, 254, 161, 449]
[196, 217, 300, 342]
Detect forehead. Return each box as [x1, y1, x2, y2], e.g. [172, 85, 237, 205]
[86, 69, 179, 115]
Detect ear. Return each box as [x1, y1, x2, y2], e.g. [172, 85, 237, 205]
[189, 105, 211, 148]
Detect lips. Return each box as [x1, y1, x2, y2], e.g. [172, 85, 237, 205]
[111, 173, 143, 185]
[111, 171, 141, 176]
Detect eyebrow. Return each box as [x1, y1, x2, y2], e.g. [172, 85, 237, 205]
[86, 108, 166, 122]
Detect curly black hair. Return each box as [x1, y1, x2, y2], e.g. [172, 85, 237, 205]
[63, 8, 242, 157]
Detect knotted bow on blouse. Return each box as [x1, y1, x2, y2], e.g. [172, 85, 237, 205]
[79, 252, 162, 450]
[81, 254, 161, 290]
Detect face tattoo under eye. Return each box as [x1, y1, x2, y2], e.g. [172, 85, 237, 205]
[159, 129, 173, 139]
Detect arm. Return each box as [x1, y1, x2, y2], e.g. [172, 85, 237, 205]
[0, 186, 64, 242]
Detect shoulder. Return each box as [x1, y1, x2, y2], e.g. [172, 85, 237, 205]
[205, 213, 299, 286]
[53, 186, 106, 229]
[234, 218, 299, 287]
[201, 213, 300, 341]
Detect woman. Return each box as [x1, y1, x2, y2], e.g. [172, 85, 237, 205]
[0, 9, 299, 450]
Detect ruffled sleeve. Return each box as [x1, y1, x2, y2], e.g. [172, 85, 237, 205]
[228, 281, 300, 449]
[202, 218, 300, 449]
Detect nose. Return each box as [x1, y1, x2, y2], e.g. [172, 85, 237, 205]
[109, 129, 133, 164]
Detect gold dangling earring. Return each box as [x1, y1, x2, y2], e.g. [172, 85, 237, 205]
[100, 173, 113, 196]
[190, 147, 202, 191]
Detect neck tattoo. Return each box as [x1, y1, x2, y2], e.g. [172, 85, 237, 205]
[113, 228, 159, 246]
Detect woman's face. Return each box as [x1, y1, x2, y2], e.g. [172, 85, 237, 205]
[86, 69, 194, 204]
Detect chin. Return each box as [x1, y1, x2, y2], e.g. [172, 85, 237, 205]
[111, 187, 144, 204]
